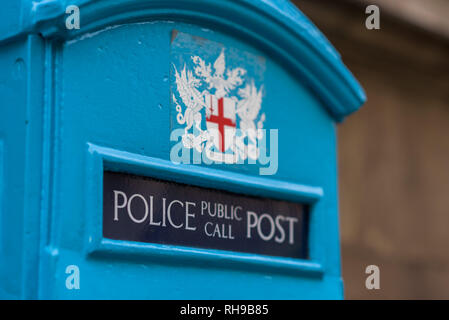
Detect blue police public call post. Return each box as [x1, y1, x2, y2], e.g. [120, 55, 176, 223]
[0, 0, 365, 299]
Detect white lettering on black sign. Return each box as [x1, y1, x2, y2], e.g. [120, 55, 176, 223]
[103, 171, 309, 259]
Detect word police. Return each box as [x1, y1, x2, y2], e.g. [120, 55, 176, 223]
[113, 190, 298, 244]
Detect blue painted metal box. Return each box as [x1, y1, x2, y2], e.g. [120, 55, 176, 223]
[0, 0, 365, 299]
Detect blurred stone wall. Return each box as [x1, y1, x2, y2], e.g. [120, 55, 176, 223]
[294, 0, 449, 299]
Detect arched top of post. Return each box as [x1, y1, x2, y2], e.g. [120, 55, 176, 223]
[4, 0, 365, 121]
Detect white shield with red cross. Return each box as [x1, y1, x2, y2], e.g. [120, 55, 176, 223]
[172, 46, 265, 164]
[206, 95, 237, 153]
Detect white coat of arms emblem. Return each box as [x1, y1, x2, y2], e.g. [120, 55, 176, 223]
[171, 32, 266, 164]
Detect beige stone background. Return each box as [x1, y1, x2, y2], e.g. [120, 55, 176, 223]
[294, 0, 449, 299]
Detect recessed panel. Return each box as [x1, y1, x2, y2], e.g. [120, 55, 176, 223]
[103, 171, 309, 259]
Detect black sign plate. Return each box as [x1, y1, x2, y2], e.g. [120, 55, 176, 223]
[103, 171, 309, 259]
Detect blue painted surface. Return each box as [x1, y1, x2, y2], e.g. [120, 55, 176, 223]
[0, 0, 365, 299]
